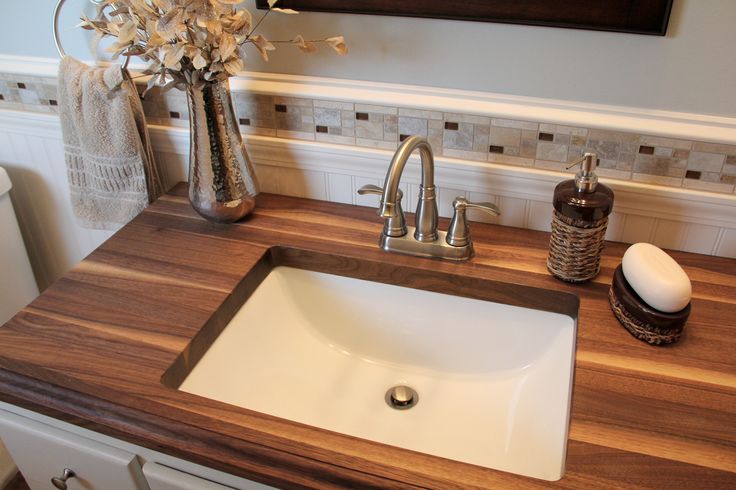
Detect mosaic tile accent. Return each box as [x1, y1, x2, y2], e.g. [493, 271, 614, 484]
[3, 72, 736, 196]
[0, 73, 60, 114]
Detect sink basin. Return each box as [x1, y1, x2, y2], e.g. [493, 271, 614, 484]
[168, 247, 578, 481]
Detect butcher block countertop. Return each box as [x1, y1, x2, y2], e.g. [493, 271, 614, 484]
[0, 184, 735, 489]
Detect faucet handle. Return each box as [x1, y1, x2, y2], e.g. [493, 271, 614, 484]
[446, 197, 500, 247]
[358, 184, 403, 200]
[357, 185, 407, 237]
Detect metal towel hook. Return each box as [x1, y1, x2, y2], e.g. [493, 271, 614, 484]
[53, 0, 131, 69]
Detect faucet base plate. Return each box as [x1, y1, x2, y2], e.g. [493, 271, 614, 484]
[380, 227, 474, 261]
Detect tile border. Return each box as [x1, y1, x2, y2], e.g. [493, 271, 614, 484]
[2, 55, 736, 198]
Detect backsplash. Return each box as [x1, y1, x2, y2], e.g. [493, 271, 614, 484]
[2, 71, 736, 196]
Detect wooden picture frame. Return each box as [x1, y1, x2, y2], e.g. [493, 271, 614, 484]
[256, 0, 674, 36]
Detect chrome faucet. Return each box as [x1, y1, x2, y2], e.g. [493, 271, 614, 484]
[378, 136, 438, 242]
[358, 135, 500, 261]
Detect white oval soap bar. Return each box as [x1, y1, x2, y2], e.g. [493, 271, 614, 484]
[621, 243, 692, 313]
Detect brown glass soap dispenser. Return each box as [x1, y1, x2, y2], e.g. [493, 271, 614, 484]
[547, 152, 614, 283]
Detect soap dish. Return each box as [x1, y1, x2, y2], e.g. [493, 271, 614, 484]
[608, 265, 690, 345]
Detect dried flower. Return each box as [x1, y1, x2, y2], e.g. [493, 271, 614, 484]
[79, 0, 347, 94]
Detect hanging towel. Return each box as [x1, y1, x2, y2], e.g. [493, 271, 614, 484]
[58, 56, 163, 230]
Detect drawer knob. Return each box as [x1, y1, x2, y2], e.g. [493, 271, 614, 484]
[51, 468, 76, 489]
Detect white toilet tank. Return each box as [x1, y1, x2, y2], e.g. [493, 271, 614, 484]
[0, 167, 38, 326]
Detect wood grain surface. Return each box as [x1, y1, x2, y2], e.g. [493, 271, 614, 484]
[0, 183, 734, 489]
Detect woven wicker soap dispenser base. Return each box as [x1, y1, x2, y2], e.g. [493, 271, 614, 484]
[547, 211, 608, 282]
[547, 152, 613, 283]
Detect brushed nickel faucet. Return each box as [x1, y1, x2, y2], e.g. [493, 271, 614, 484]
[358, 135, 500, 261]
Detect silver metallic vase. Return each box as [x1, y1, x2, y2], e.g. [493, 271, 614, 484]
[186, 79, 258, 222]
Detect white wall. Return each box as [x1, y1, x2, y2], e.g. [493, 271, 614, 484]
[1, 0, 734, 117]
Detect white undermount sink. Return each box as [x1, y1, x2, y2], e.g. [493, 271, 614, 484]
[175, 248, 578, 481]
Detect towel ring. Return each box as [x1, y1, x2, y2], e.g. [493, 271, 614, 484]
[53, 0, 131, 70]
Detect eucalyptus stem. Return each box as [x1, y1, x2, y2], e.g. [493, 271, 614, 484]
[246, 8, 272, 41]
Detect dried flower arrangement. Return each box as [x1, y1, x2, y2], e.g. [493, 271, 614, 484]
[79, 0, 347, 94]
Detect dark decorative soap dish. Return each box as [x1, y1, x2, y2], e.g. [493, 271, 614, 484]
[609, 265, 690, 345]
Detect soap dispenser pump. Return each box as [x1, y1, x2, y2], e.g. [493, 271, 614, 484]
[547, 152, 614, 283]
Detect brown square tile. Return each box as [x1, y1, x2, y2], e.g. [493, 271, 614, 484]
[685, 170, 701, 180]
[316, 125, 328, 133]
[638, 145, 655, 155]
[16, 82, 26, 89]
[444, 122, 459, 131]
[49, 99, 57, 106]
[275, 104, 287, 113]
[673, 149, 690, 159]
[356, 112, 369, 120]
[538, 132, 554, 141]
[489, 145, 504, 154]
[399, 134, 410, 142]
[169, 111, 180, 119]
[239, 118, 250, 126]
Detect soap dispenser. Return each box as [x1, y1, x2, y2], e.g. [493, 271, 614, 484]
[547, 152, 614, 283]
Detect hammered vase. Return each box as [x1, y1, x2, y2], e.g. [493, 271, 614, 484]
[186, 79, 258, 222]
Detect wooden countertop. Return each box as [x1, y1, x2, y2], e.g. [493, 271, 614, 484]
[1, 184, 735, 489]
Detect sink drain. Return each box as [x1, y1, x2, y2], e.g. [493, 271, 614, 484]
[385, 385, 418, 410]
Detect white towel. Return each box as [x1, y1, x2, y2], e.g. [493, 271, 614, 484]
[58, 57, 163, 230]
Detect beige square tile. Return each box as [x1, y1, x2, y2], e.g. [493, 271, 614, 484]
[314, 107, 341, 126]
[570, 135, 586, 146]
[443, 122, 474, 150]
[687, 152, 725, 172]
[536, 142, 568, 162]
[356, 120, 383, 140]
[398, 117, 428, 136]
[490, 127, 521, 148]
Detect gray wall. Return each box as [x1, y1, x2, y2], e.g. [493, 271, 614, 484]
[1, 0, 734, 116]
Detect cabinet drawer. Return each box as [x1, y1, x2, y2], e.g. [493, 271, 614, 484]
[0, 409, 147, 490]
[143, 463, 233, 490]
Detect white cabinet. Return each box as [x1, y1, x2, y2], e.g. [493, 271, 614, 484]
[143, 462, 273, 490]
[0, 409, 149, 490]
[143, 463, 233, 490]
[0, 404, 276, 490]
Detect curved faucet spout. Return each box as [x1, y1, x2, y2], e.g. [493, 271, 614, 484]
[379, 135, 438, 242]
